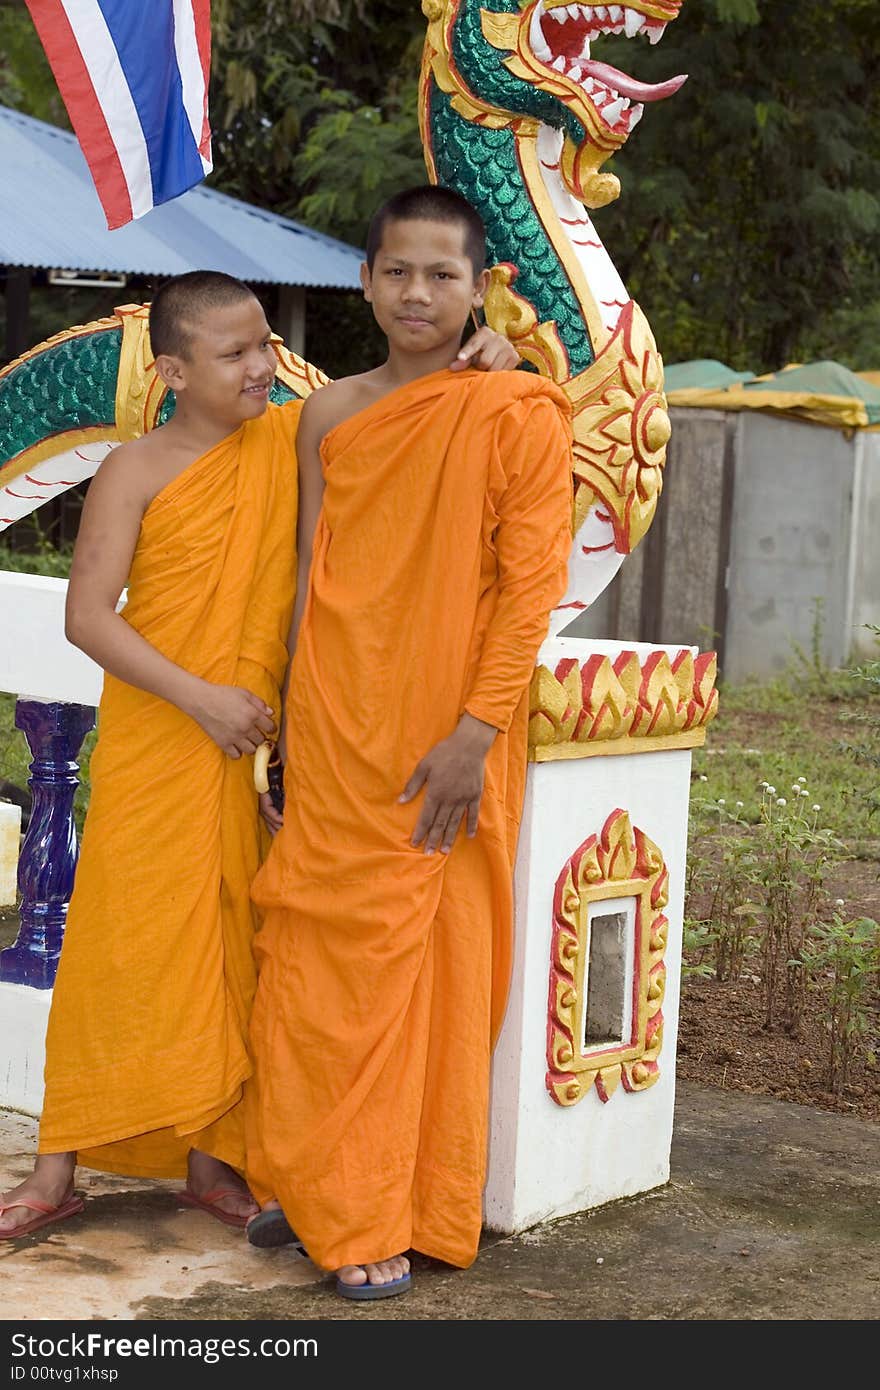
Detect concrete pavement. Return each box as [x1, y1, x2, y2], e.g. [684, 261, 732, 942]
[2, 1079, 878, 1323]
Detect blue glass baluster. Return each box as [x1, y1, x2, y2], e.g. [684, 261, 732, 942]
[0, 700, 95, 988]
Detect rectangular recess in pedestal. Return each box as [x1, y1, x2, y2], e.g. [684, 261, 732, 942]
[583, 896, 635, 1050]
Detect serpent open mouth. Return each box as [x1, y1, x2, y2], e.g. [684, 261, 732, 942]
[528, 2, 686, 135]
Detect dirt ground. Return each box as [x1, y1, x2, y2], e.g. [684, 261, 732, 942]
[680, 688, 880, 1127]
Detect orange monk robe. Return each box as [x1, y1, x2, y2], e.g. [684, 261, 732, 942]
[247, 369, 573, 1270]
[39, 402, 301, 1179]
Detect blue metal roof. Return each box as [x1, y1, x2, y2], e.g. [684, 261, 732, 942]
[0, 104, 364, 289]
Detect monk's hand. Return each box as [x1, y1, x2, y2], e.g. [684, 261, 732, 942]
[450, 326, 519, 373]
[258, 790, 284, 835]
[191, 683, 276, 758]
[400, 713, 498, 855]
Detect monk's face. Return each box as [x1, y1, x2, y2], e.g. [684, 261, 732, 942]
[156, 296, 275, 427]
[361, 219, 490, 361]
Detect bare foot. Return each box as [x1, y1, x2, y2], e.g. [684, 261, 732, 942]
[186, 1150, 258, 1223]
[337, 1253, 411, 1290]
[0, 1152, 77, 1236]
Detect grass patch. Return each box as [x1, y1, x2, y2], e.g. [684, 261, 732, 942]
[0, 540, 73, 578]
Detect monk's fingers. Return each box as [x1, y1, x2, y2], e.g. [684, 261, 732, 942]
[458, 327, 518, 372]
[399, 761, 428, 805]
[234, 736, 260, 758]
[409, 799, 436, 847]
[466, 794, 482, 837]
[255, 711, 277, 738]
[258, 792, 283, 835]
[440, 803, 468, 854]
[410, 788, 447, 849]
[241, 688, 274, 717]
[424, 803, 456, 856]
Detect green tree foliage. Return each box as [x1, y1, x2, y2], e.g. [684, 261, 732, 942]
[0, 3, 69, 127]
[210, 0, 426, 246]
[593, 0, 880, 371]
[4, 0, 880, 374]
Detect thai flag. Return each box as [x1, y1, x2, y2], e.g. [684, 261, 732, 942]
[24, 1, 212, 230]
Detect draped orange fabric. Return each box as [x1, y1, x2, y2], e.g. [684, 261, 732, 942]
[38, 402, 300, 1178]
[247, 369, 573, 1270]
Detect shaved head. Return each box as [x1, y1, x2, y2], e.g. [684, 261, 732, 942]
[148, 270, 259, 359]
[365, 185, 486, 277]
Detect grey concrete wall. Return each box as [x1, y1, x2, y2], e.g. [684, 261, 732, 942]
[847, 433, 880, 663]
[560, 408, 877, 682]
[724, 413, 855, 682]
[657, 410, 728, 651]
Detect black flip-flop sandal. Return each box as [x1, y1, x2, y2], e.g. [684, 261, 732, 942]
[336, 1270, 412, 1300]
[245, 1206, 301, 1249]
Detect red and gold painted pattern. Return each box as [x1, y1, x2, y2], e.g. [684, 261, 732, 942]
[547, 808, 668, 1106]
[528, 647, 718, 760]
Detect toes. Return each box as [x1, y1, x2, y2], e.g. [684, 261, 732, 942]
[336, 1255, 409, 1288]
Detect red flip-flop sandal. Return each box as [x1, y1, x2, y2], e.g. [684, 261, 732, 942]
[175, 1187, 258, 1229]
[0, 1192, 85, 1239]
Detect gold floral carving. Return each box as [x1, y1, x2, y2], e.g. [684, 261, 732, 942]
[547, 808, 668, 1106]
[483, 263, 569, 382]
[115, 304, 164, 439]
[565, 300, 671, 551]
[528, 648, 718, 760]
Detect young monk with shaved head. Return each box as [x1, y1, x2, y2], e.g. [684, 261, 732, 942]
[244, 186, 574, 1298]
[0, 267, 519, 1239]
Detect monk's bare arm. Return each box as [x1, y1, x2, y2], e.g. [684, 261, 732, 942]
[65, 445, 275, 758]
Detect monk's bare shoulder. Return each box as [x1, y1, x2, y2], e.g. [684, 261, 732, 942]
[298, 373, 384, 449]
[85, 433, 161, 512]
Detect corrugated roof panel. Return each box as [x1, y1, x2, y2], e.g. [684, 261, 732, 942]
[0, 104, 364, 288]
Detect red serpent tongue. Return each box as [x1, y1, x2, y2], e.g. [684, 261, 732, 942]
[580, 61, 687, 102]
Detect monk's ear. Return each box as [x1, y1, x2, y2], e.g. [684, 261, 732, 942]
[154, 352, 187, 392]
[359, 262, 373, 302]
[472, 268, 491, 310]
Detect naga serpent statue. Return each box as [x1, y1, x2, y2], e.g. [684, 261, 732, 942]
[0, 1, 686, 631]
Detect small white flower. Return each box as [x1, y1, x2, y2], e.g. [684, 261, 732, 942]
[717, 798, 726, 806]
[699, 774, 708, 782]
[776, 797, 787, 807]
[767, 785, 776, 796]
[835, 898, 845, 907]
[792, 784, 803, 794]
[760, 781, 768, 789]
[798, 776, 807, 783]
[736, 801, 744, 808]
[812, 804, 821, 812]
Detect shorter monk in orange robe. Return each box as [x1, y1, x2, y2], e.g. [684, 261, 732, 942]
[245, 187, 574, 1298]
[0, 269, 519, 1242]
[0, 271, 297, 1235]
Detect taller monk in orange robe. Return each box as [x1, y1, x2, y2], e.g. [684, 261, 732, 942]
[0, 267, 523, 1241]
[0, 273, 298, 1235]
[245, 186, 574, 1298]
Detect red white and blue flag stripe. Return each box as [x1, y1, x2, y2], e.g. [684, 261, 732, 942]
[24, 1, 212, 230]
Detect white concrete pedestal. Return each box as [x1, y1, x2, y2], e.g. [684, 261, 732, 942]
[484, 637, 697, 1232]
[0, 981, 51, 1118]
